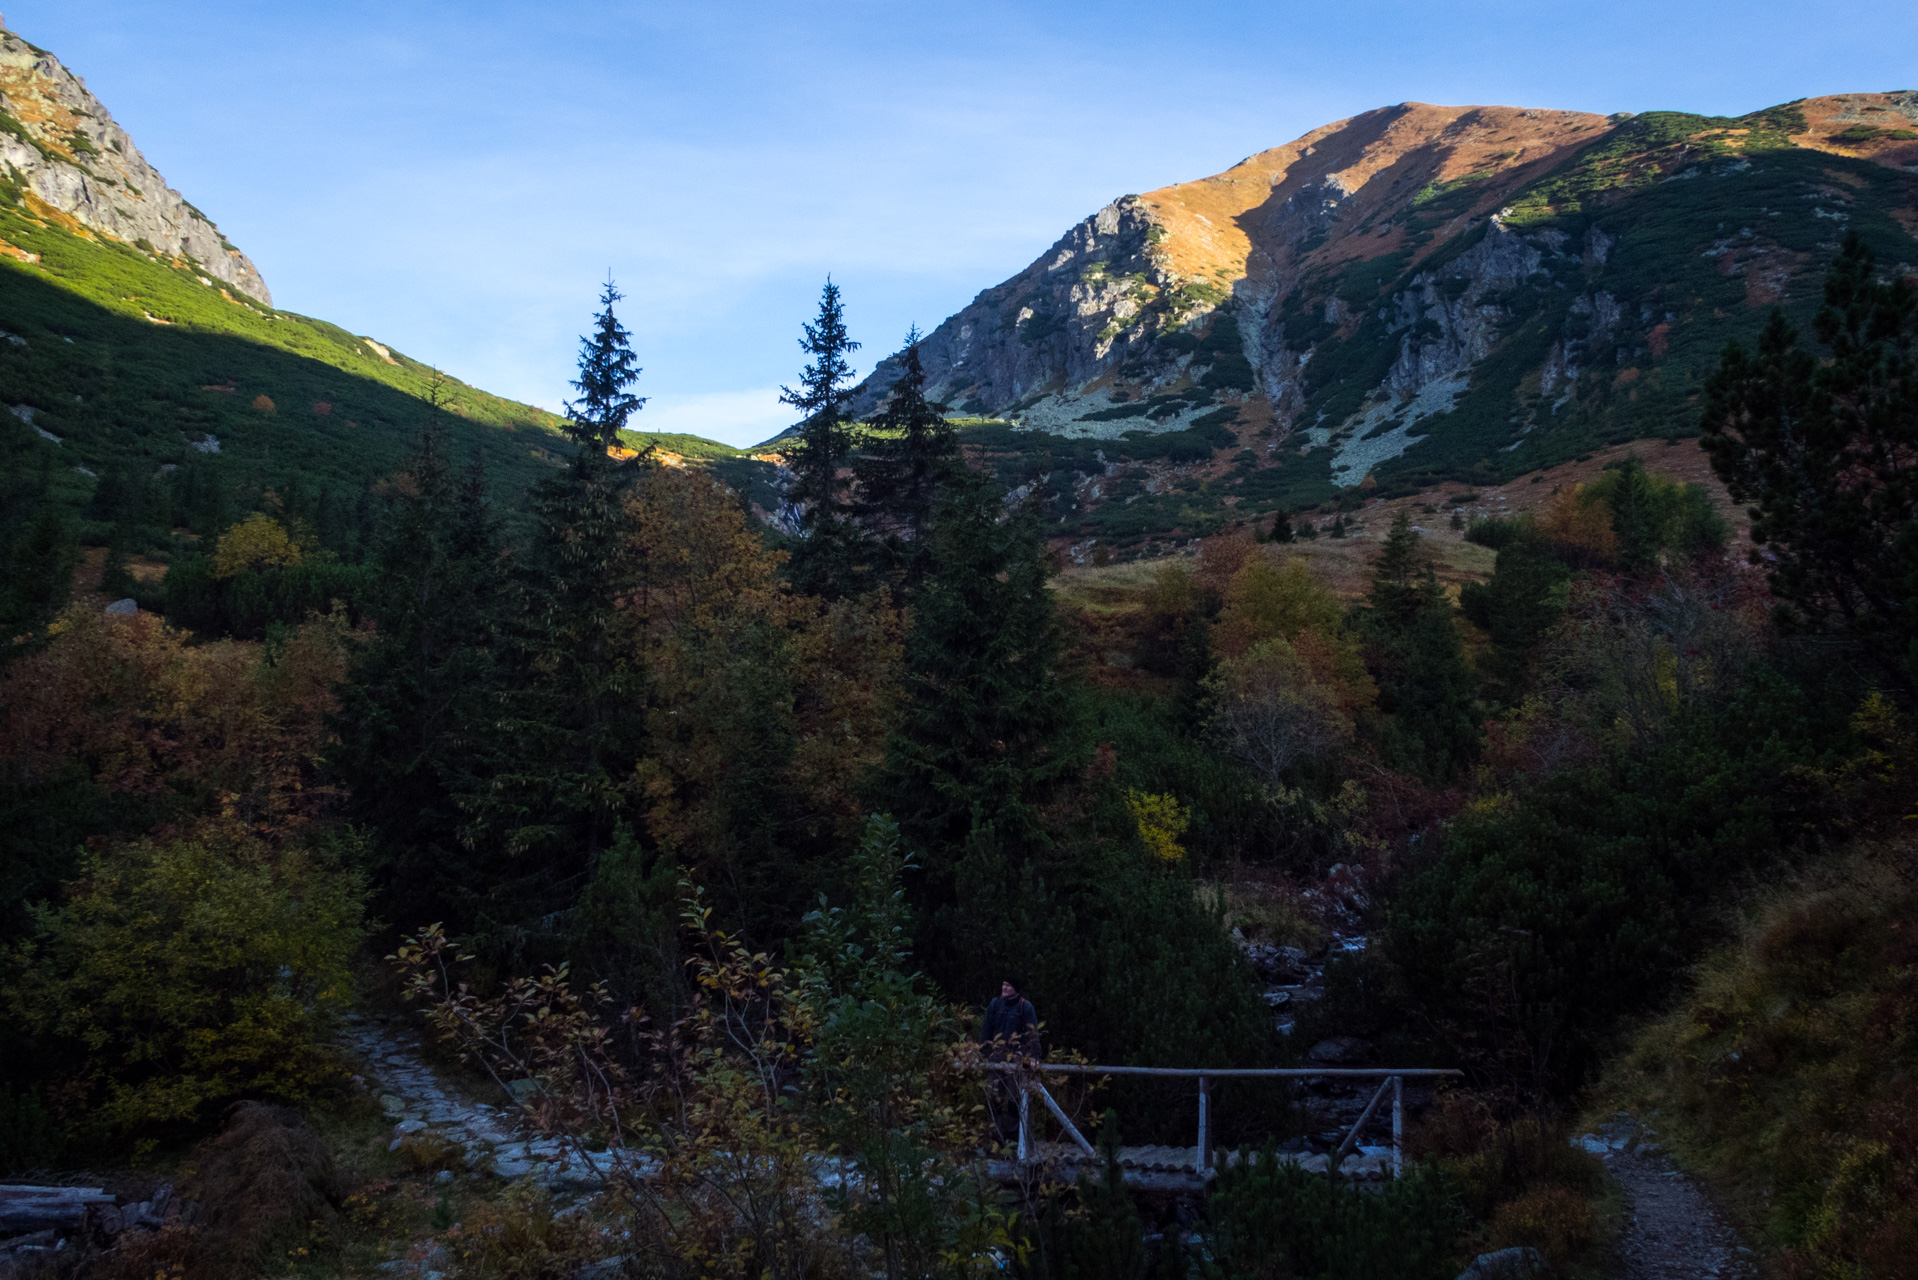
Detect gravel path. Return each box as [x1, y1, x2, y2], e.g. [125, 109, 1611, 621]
[1609, 1151, 1755, 1279]
[1578, 1115, 1756, 1280]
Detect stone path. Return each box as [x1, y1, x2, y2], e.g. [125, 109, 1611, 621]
[1577, 1115, 1756, 1279]
[340, 1014, 623, 1191]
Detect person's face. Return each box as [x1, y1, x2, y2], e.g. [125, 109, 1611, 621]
[1001, 981, 1017, 1000]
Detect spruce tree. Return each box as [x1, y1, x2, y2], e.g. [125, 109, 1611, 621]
[1270, 509, 1295, 543]
[1366, 511, 1428, 627]
[779, 279, 866, 596]
[330, 388, 503, 930]
[1605, 455, 1664, 573]
[1359, 512, 1479, 777]
[564, 281, 647, 452]
[854, 329, 959, 590]
[1459, 531, 1571, 704]
[460, 285, 649, 941]
[99, 522, 136, 599]
[877, 467, 1078, 864]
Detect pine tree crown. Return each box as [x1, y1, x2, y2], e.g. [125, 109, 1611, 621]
[779, 278, 861, 422]
[563, 279, 646, 453]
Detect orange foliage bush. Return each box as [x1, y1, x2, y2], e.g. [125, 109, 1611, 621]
[1212, 555, 1375, 715]
[210, 512, 305, 579]
[620, 468, 901, 868]
[0, 605, 351, 832]
[1536, 485, 1617, 568]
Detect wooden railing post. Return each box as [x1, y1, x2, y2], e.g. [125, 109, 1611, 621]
[1033, 1080, 1096, 1156]
[1331, 1077, 1393, 1178]
[1197, 1076, 1211, 1172]
[1018, 1079, 1032, 1164]
[1391, 1076, 1404, 1179]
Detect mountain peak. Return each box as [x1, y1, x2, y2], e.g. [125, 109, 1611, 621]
[849, 93, 1918, 512]
[0, 26, 271, 305]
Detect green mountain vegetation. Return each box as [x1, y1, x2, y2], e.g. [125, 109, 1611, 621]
[0, 202, 764, 637]
[4, 234, 1912, 1279]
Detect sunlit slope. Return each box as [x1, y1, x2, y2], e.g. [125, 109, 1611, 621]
[0, 206, 747, 519]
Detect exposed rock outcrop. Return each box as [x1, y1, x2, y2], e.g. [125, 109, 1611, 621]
[0, 24, 271, 304]
[849, 103, 1612, 438]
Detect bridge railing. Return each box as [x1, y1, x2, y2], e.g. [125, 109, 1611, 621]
[984, 1063, 1464, 1178]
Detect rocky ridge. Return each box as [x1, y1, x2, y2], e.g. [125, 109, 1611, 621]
[0, 22, 270, 304]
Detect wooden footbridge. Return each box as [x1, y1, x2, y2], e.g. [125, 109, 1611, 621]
[985, 1062, 1463, 1191]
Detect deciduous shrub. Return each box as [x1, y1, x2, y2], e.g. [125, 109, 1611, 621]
[6, 823, 366, 1134]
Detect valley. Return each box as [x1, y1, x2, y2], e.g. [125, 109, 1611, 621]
[1, 14, 1916, 1280]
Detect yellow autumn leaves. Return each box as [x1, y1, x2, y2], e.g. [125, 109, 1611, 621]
[1126, 788, 1190, 864]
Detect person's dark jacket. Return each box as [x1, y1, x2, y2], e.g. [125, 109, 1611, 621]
[980, 995, 1040, 1060]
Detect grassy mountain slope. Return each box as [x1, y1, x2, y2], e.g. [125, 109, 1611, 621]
[0, 198, 756, 566]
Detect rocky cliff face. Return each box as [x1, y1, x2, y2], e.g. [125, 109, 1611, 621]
[853, 94, 1918, 495]
[0, 24, 271, 304]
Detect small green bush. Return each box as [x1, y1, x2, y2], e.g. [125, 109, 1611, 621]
[6, 823, 366, 1135]
[1463, 516, 1526, 549]
[1203, 1154, 1462, 1279]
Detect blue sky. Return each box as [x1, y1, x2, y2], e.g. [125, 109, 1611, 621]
[18, 1, 1918, 446]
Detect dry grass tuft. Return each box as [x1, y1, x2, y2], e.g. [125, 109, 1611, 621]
[183, 1101, 340, 1279]
[1489, 1185, 1598, 1267]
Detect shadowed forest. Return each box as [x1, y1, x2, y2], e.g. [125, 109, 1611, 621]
[3, 238, 1916, 1280]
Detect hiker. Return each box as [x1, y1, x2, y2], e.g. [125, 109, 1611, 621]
[981, 976, 1040, 1060]
[980, 976, 1040, 1145]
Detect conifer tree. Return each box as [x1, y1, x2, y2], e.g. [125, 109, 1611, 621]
[461, 286, 650, 938]
[854, 329, 959, 589]
[564, 281, 647, 453]
[1459, 530, 1571, 704]
[1702, 232, 1918, 689]
[1358, 512, 1479, 777]
[1270, 509, 1295, 543]
[1, 505, 75, 633]
[98, 522, 136, 599]
[877, 468, 1078, 864]
[331, 386, 503, 929]
[780, 279, 866, 596]
[1604, 455, 1664, 573]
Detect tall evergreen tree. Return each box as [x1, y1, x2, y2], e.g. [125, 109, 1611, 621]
[460, 284, 649, 945]
[1459, 531, 1571, 705]
[330, 381, 503, 930]
[1702, 232, 1918, 691]
[1358, 512, 1479, 778]
[1604, 455, 1664, 573]
[877, 467, 1078, 864]
[854, 329, 959, 590]
[779, 279, 866, 597]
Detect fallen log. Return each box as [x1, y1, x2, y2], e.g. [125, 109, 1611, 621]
[0, 1184, 114, 1232]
